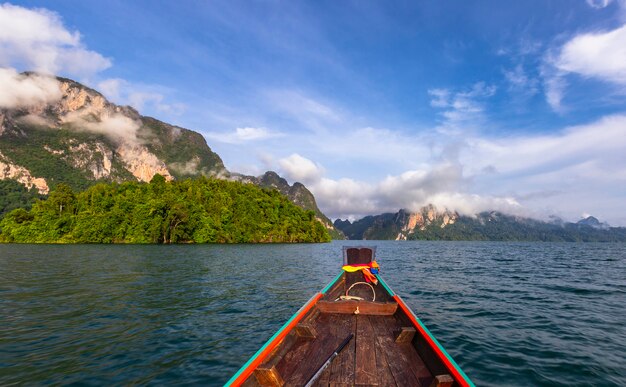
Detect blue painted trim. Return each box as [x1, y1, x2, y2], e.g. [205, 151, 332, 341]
[375, 274, 395, 296]
[321, 272, 343, 294]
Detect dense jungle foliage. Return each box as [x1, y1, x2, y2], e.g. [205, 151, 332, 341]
[0, 175, 331, 243]
[0, 180, 44, 218]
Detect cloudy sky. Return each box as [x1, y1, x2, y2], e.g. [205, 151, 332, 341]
[2, 1, 626, 224]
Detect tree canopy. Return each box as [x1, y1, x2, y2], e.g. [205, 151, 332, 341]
[0, 176, 331, 244]
[0, 180, 43, 217]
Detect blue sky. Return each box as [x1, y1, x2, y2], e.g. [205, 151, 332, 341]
[2, 1, 626, 224]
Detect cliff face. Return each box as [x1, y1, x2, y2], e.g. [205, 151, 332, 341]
[334, 207, 626, 242]
[1, 73, 340, 236]
[0, 150, 49, 194]
[334, 205, 458, 240]
[0, 74, 226, 192]
[394, 205, 458, 240]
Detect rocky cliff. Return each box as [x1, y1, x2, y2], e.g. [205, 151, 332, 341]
[334, 206, 626, 242]
[334, 205, 458, 240]
[0, 72, 345, 237]
[0, 74, 228, 192]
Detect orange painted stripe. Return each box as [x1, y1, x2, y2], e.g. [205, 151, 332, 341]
[229, 292, 323, 386]
[393, 295, 472, 387]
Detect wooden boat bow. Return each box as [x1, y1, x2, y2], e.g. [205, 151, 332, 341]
[226, 247, 474, 387]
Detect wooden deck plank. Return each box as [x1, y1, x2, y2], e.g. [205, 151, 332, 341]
[370, 315, 422, 386]
[311, 314, 332, 386]
[392, 314, 434, 385]
[355, 315, 378, 385]
[328, 314, 356, 385]
[372, 318, 397, 385]
[313, 362, 332, 386]
[254, 298, 435, 387]
[283, 313, 357, 386]
[401, 341, 434, 386]
[341, 315, 357, 384]
[276, 313, 331, 386]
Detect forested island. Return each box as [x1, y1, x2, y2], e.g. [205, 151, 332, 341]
[0, 175, 331, 244]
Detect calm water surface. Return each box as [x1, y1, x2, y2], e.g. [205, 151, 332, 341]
[1, 241, 625, 386]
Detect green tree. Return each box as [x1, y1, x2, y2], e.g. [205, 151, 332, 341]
[0, 177, 331, 244]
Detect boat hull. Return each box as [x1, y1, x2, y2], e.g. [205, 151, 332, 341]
[226, 271, 474, 387]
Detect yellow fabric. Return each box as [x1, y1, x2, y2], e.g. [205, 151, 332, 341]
[341, 261, 379, 285]
[342, 260, 379, 272]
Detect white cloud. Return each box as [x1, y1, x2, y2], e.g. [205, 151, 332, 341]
[63, 111, 142, 144]
[310, 126, 431, 168]
[267, 89, 339, 121]
[428, 82, 496, 131]
[504, 64, 539, 96]
[428, 88, 450, 107]
[205, 127, 283, 144]
[16, 113, 52, 127]
[0, 3, 185, 124]
[97, 78, 187, 116]
[0, 67, 62, 108]
[129, 92, 186, 115]
[543, 71, 567, 112]
[97, 78, 123, 100]
[262, 89, 341, 133]
[586, 0, 614, 8]
[277, 153, 324, 184]
[266, 113, 626, 225]
[0, 3, 111, 77]
[169, 157, 201, 175]
[542, 22, 626, 112]
[464, 114, 626, 177]
[555, 24, 626, 85]
[275, 154, 522, 220]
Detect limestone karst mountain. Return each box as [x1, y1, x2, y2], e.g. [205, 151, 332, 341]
[334, 205, 626, 242]
[0, 72, 342, 237]
[0, 74, 225, 192]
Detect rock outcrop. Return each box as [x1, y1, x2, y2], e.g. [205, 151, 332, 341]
[0, 73, 224, 188]
[334, 205, 459, 240]
[0, 151, 49, 194]
[394, 205, 458, 240]
[0, 72, 339, 237]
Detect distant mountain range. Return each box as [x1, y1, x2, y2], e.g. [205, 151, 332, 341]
[0, 72, 342, 237]
[334, 205, 626, 242]
[2, 73, 624, 242]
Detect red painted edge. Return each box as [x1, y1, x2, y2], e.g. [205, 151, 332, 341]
[230, 292, 323, 386]
[393, 294, 471, 387]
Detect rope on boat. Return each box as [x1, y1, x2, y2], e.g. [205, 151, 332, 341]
[335, 281, 375, 302]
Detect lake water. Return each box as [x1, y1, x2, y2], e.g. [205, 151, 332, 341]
[1, 241, 625, 386]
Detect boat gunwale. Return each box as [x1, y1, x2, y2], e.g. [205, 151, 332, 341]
[224, 273, 343, 386]
[226, 272, 474, 387]
[376, 275, 475, 387]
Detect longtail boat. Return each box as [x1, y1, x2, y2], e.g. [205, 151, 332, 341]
[226, 247, 474, 387]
